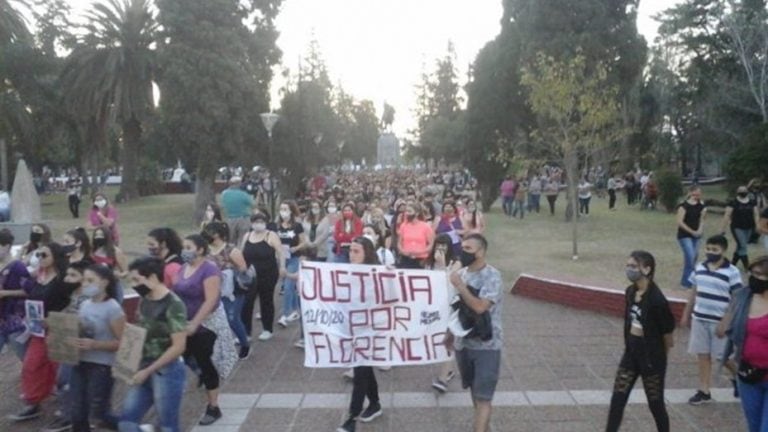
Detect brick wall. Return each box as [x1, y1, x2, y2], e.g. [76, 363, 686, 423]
[511, 273, 688, 322]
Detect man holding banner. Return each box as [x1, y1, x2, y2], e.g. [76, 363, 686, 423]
[447, 234, 503, 432]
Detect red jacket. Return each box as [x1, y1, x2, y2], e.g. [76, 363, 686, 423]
[334, 217, 363, 253]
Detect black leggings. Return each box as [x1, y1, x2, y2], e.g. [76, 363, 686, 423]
[68, 195, 80, 218]
[609, 189, 616, 209]
[546, 195, 557, 215]
[350, 366, 379, 418]
[606, 335, 669, 432]
[242, 271, 278, 334]
[183, 327, 219, 390]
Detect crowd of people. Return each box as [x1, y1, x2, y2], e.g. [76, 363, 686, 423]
[3, 164, 768, 432]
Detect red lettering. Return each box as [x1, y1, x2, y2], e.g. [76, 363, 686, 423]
[348, 309, 369, 336]
[309, 332, 327, 363]
[390, 336, 406, 362]
[393, 306, 410, 331]
[405, 337, 422, 361]
[372, 336, 387, 361]
[353, 336, 371, 360]
[339, 338, 354, 363]
[330, 270, 351, 302]
[300, 264, 322, 300]
[371, 307, 392, 331]
[408, 275, 433, 305]
[431, 332, 448, 359]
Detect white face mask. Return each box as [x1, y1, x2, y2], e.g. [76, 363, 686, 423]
[327, 206, 337, 214]
[252, 223, 267, 232]
[311, 208, 321, 215]
[94, 199, 107, 209]
[280, 210, 291, 220]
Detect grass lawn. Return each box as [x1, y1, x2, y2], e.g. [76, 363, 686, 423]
[37, 185, 765, 297]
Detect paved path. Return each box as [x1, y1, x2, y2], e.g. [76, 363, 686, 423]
[0, 293, 747, 431]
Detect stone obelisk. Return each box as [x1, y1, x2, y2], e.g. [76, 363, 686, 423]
[10, 159, 41, 223]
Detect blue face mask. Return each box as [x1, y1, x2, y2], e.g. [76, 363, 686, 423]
[82, 284, 101, 298]
[705, 253, 722, 264]
[180, 250, 197, 264]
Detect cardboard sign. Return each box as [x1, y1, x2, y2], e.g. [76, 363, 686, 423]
[46, 312, 80, 365]
[300, 262, 452, 368]
[113, 323, 147, 383]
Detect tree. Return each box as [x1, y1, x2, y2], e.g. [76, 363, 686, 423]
[522, 53, 625, 258]
[156, 0, 281, 222]
[0, 0, 30, 45]
[61, 0, 157, 201]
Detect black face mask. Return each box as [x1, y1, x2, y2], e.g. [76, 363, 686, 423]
[738, 192, 748, 198]
[201, 232, 214, 244]
[61, 244, 77, 255]
[133, 284, 151, 297]
[460, 250, 477, 267]
[93, 238, 106, 249]
[750, 276, 768, 294]
[30, 232, 42, 243]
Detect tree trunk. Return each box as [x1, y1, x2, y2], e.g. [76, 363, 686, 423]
[119, 117, 142, 201]
[194, 166, 216, 226]
[565, 150, 579, 259]
[479, 181, 498, 212]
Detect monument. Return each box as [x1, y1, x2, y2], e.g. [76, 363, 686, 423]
[1, 159, 41, 244]
[377, 133, 401, 167]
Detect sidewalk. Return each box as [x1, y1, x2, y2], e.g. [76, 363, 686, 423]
[0, 294, 746, 431]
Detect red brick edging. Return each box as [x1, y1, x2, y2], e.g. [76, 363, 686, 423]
[510, 273, 688, 323]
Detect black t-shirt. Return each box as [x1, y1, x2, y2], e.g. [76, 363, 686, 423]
[276, 222, 304, 249]
[677, 201, 706, 239]
[729, 199, 757, 230]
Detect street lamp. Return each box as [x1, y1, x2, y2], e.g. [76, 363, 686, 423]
[260, 112, 280, 216]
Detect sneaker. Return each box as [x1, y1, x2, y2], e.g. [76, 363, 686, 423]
[688, 390, 712, 405]
[198, 405, 222, 426]
[359, 402, 382, 422]
[258, 331, 273, 341]
[238, 346, 251, 360]
[294, 339, 305, 349]
[8, 404, 41, 421]
[277, 316, 289, 328]
[287, 311, 301, 322]
[378, 366, 391, 371]
[41, 417, 72, 432]
[732, 379, 740, 399]
[342, 368, 354, 381]
[336, 417, 355, 432]
[431, 379, 448, 393]
[444, 370, 456, 382]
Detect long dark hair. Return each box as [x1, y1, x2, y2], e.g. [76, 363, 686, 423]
[67, 227, 92, 258]
[42, 242, 69, 277]
[353, 236, 380, 265]
[427, 233, 455, 269]
[93, 227, 117, 260]
[86, 264, 119, 300]
[206, 202, 223, 222]
[630, 250, 657, 286]
[148, 228, 183, 257]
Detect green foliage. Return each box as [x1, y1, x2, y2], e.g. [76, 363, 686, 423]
[656, 169, 684, 213]
[724, 123, 768, 190]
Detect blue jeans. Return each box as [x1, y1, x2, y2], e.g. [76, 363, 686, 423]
[738, 379, 768, 432]
[70, 362, 118, 431]
[282, 256, 300, 317]
[678, 237, 700, 288]
[733, 228, 753, 258]
[223, 294, 249, 347]
[502, 196, 514, 215]
[528, 193, 541, 213]
[0, 330, 26, 360]
[118, 359, 186, 432]
[512, 200, 525, 218]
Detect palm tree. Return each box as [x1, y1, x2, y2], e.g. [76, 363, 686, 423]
[60, 0, 156, 200]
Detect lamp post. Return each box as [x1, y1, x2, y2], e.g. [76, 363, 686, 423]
[260, 112, 279, 216]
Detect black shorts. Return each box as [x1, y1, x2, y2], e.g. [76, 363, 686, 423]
[455, 349, 501, 401]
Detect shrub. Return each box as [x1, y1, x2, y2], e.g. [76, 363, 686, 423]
[656, 169, 684, 213]
[724, 123, 768, 192]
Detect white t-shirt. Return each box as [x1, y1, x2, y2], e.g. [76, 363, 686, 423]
[376, 248, 396, 266]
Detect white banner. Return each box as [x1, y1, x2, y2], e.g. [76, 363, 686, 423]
[300, 262, 452, 368]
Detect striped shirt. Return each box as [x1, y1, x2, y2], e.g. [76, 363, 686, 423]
[691, 261, 743, 323]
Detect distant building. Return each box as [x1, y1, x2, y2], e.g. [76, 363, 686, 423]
[377, 133, 401, 167]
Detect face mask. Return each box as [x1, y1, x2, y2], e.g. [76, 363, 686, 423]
[93, 238, 106, 249]
[30, 232, 43, 243]
[82, 284, 101, 298]
[625, 268, 643, 283]
[147, 247, 160, 257]
[94, 199, 107, 209]
[61, 244, 77, 255]
[750, 276, 768, 294]
[311, 208, 321, 215]
[705, 253, 722, 263]
[133, 284, 151, 297]
[460, 250, 477, 267]
[737, 192, 748, 199]
[201, 232, 214, 244]
[279, 210, 291, 220]
[252, 223, 267, 232]
[343, 211, 354, 219]
[180, 250, 197, 264]
[363, 234, 377, 245]
[327, 207, 338, 214]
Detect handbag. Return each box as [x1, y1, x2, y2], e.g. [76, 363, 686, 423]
[738, 359, 768, 384]
[454, 284, 493, 341]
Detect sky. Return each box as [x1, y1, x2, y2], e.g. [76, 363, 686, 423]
[60, 0, 680, 137]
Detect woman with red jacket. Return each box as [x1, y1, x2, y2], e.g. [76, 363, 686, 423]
[333, 203, 363, 263]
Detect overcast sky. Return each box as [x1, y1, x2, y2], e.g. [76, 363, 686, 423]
[60, 0, 680, 137]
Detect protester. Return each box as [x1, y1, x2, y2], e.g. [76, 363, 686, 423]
[720, 185, 760, 269]
[511, 180, 526, 219]
[446, 234, 503, 432]
[333, 202, 363, 264]
[681, 235, 741, 404]
[578, 177, 593, 216]
[719, 256, 768, 432]
[241, 213, 284, 340]
[69, 264, 125, 432]
[302, 200, 326, 261]
[362, 224, 395, 266]
[397, 203, 434, 269]
[499, 175, 516, 217]
[434, 202, 464, 257]
[336, 236, 383, 432]
[605, 251, 675, 432]
[174, 235, 225, 425]
[67, 176, 82, 219]
[63, 227, 93, 266]
[428, 234, 458, 393]
[543, 177, 559, 216]
[275, 200, 308, 328]
[119, 257, 187, 432]
[200, 202, 224, 230]
[221, 176, 254, 245]
[146, 228, 184, 287]
[460, 199, 485, 236]
[676, 186, 706, 290]
[0, 229, 30, 360]
[21, 223, 52, 274]
[528, 175, 542, 213]
[86, 193, 120, 246]
[91, 227, 128, 277]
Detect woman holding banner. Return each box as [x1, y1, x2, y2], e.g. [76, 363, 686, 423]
[428, 234, 459, 393]
[337, 236, 384, 432]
